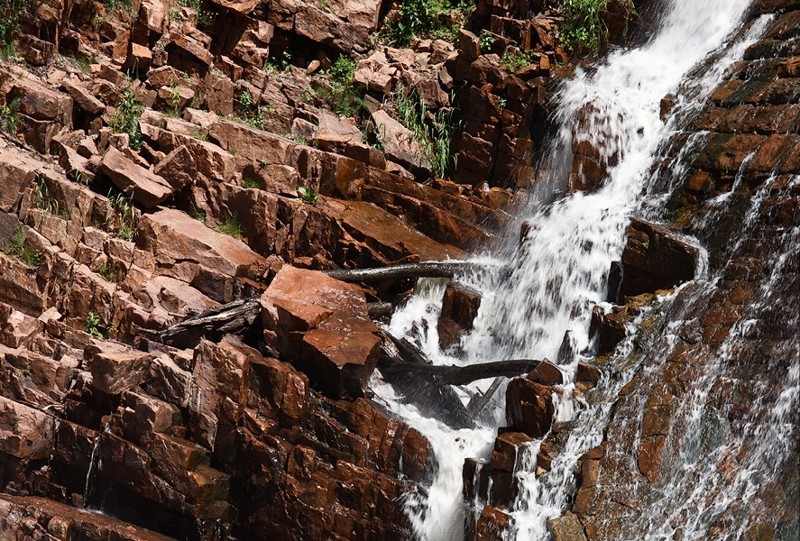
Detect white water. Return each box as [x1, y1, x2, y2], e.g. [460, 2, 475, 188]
[371, 1, 767, 539]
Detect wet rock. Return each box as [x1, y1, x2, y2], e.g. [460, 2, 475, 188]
[0, 494, 178, 541]
[260, 265, 381, 399]
[491, 431, 533, 471]
[475, 505, 511, 541]
[527, 359, 564, 385]
[437, 282, 482, 349]
[617, 218, 700, 300]
[99, 148, 173, 209]
[506, 377, 554, 438]
[589, 306, 627, 355]
[548, 512, 588, 541]
[576, 362, 602, 388]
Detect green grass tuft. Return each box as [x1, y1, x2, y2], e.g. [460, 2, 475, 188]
[217, 215, 243, 238]
[6, 226, 41, 269]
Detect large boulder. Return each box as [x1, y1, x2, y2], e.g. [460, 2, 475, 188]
[99, 148, 173, 209]
[136, 208, 265, 301]
[616, 218, 700, 300]
[260, 265, 381, 399]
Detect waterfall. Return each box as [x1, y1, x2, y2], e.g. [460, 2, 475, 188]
[369, 0, 779, 539]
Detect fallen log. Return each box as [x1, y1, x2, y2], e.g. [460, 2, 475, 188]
[380, 357, 541, 387]
[325, 260, 493, 283]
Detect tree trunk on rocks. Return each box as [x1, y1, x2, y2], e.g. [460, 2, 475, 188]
[325, 260, 493, 283]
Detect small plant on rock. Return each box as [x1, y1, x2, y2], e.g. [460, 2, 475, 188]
[6, 226, 41, 269]
[392, 85, 460, 178]
[0, 0, 23, 53]
[108, 192, 137, 241]
[104, 0, 134, 16]
[0, 97, 20, 134]
[381, 0, 472, 46]
[217, 215, 243, 239]
[190, 206, 207, 223]
[479, 31, 496, 53]
[85, 311, 104, 338]
[242, 176, 263, 189]
[97, 261, 116, 282]
[34, 176, 70, 219]
[499, 49, 536, 72]
[297, 186, 317, 206]
[313, 55, 364, 119]
[110, 89, 144, 150]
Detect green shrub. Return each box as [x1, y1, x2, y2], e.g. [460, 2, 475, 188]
[559, 0, 606, 52]
[85, 311, 104, 338]
[242, 176, 263, 189]
[266, 50, 292, 72]
[499, 49, 537, 72]
[176, 0, 215, 27]
[391, 86, 459, 179]
[190, 206, 207, 223]
[104, 0, 134, 16]
[217, 215, 242, 238]
[0, 97, 19, 134]
[110, 89, 144, 150]
[312, 55, 364, 119]
[0, 0, 23, 48]
[6, 226, 41, 269]
[479, 31, 496, 53]
[382, 0, 471, 46]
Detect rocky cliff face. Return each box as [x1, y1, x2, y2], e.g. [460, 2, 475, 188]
[0, 0, 582, 538]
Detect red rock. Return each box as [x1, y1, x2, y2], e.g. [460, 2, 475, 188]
[437, 282, 481, 349]
[85, 339, 152, 395]
[260, 265, 381, 398]
[506, 377, 554, 438]
[371, 109, 431, 175]
[137, 208, 264, 299]
[0, 396, 55, 459]
[548, 512, 588, 541]
[527, 359, 564, 385]
[491, 431, 533, 471]
[618, 218, 700, 299]
[637, 434, 667, 482]
[475, 505, 510, 541]
[8, 77, 73, 124]
[99, 148, 173, 209]
[0, 494, 177, 541]
[576, 362, 601, 387]
[589, 306, 627, 355]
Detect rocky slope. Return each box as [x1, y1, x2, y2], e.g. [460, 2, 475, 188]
[0, 0, 590, 539]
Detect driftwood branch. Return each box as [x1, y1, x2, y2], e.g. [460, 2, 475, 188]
[325, 260, 491, 283]
[153, 298, 261, 347]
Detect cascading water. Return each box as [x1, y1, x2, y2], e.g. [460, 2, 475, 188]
[369, 1, 780, 539]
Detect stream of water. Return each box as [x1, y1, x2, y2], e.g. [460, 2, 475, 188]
[369, 1, 780, 539]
